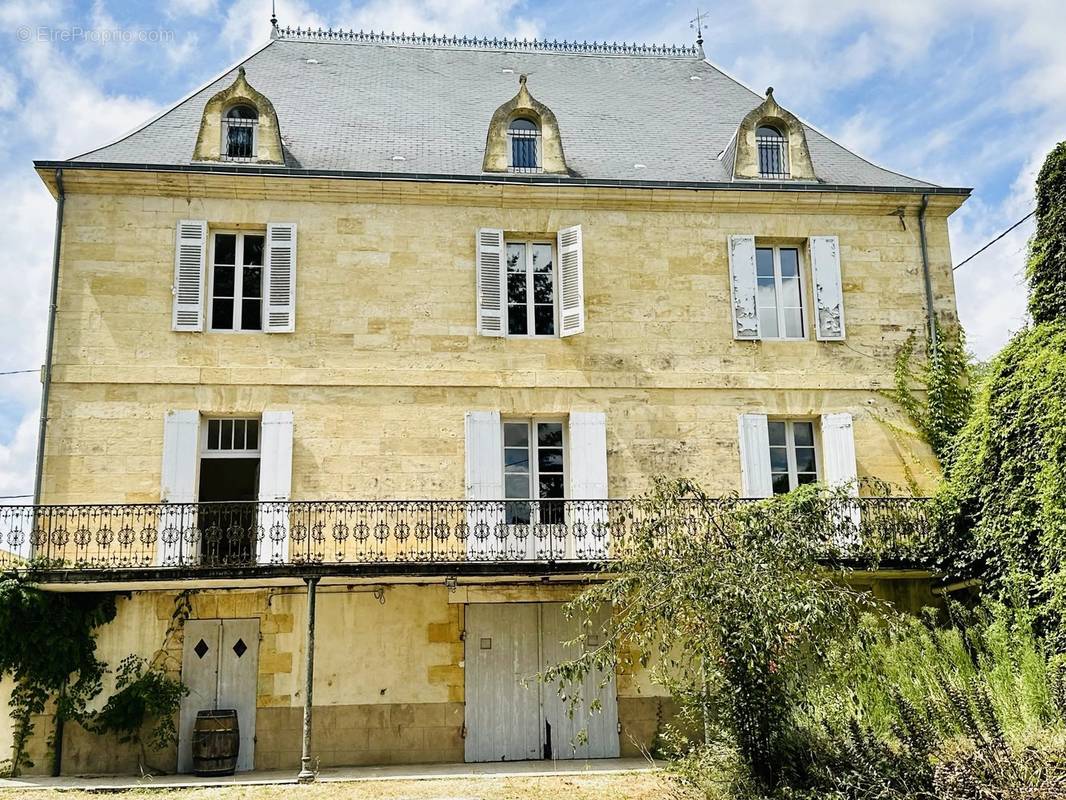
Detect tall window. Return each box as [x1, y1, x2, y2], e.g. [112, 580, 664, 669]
[503, 419, 566, 525]
[199, 417, 261, 565]
[223, 105, 258, 160]
[508, 117, 540, 172]
[756, 124, 789, 178]
[210, 232, 264, 332]
[506, 241, 556, 336]
[768, 420, 818, 494]
[756, 245, 805, 339]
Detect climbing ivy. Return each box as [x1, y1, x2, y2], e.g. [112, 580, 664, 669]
[933, 140, 1066, 650]
[0, 579, 116, 776]
[1027, 140, 1066, 324]
[892, 320, 973, 468]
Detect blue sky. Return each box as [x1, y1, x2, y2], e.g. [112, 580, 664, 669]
[0, 0, 1062, 499]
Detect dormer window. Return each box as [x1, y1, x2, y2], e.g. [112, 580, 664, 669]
[756, 124, 789, 178]
[508, 117, 541, 172]
[223, 105, 258, 160]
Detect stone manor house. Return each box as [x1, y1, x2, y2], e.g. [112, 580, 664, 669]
[0, 23, 968, 777]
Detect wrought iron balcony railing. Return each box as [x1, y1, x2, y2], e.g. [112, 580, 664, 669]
[0, 497, 933, 575]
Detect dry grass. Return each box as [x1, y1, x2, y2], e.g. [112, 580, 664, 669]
[0, 771, 675, 800]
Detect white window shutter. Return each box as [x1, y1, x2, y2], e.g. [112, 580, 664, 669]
[476, 229, 506, 336]
[728, 234, 760, 340]
[265, 223, 297, 333]
[557, 225, 585, 337]
[821, 412, 858, 492]
[568, 410, 608, 559]
[464, 411, 504, 559]
[809, 236, 846, 341]
[172, 220, 206, 332]
[159, 410, 200, 565]
[737, 413, 772, 498]
[258, 410, 294, 563]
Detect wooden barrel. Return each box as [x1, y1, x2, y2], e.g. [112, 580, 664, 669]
[192, 709, 240, 776]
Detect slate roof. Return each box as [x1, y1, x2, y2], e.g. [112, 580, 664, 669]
[64, 31, 943, 190]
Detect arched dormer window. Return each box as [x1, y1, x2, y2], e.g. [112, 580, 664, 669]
[223, 104, 258, 160]
[756, 124, 788, 178]
[483, 75, 568, 175]
[508, 117, 540, 172]
[193, 67, 284, 164]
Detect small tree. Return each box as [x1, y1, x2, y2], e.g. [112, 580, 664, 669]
[542, 479, 882, 794]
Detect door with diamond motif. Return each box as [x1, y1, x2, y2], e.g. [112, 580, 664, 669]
[178, 618, 260, 772]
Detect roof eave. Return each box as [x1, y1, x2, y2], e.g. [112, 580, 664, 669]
[34, 160, 972, 200]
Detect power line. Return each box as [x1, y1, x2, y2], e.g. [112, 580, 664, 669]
[0, 494, 32, 499]
[0, 369, 37, 376]
[953, 211, 1036, 271]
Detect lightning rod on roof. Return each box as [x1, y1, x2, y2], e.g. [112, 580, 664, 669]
[270, 0, 280, 39]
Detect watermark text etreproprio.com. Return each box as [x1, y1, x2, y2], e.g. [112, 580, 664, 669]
[16, 26, 175, 44]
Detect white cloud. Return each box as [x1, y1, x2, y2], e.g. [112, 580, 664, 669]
[167, 0, 218, 17]
[0, 411, 39, 502]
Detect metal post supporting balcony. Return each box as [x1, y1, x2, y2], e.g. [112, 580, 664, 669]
[297, 575, 319, 783]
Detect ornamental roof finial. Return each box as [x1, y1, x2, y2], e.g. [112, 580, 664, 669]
[519, 73, 527, 85]
[766, 86, 774, 98]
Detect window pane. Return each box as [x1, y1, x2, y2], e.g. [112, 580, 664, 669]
[533, 273, 553, 303]
[534, 305, 555, 336]
[208, 419, 220, 449]
[538, 449, 564, 472]
[506, 501, 531, 525]
[246, 420, 259, 451]
[769, 447, 789, 473]
[214, 234, 236, 265]
[796, 472, 817, 486]
[538, 475, 565, 498]
[792, 422, 814, 447]
[795, 447, 817, 474]
[508, 307, 528, 335]
[505, 474, 530, 499]
[507, 273, 527, 304]
[532, 244, 552, 273]
[512, 137, 536, 169]
[243, 266, 262, 298]
[504, 423, 529, 448]
[782, 307, 804, 338]
[227, 126, 253, 158]
[243, 235, 264, 266]
[220, 419, 234, 448]
[241, 299, 262, 331]
[504, 448, 529, 472]
[213, 265, 235, 297]
[781, 275, 801, 307]
[233, 419, 246, 449]
[506, 244, 525, 272]
[767, 421, 787, 447]
[772, 474, 791, 495]
[538, 423, 563, 447]
[756, 248, 775, 278]
[779, 249, 799, 277]
[212, 299, 234, 330]
[758, 309, 779, 338]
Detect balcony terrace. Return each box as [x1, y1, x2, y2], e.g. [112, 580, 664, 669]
[0, 498, 934, 587]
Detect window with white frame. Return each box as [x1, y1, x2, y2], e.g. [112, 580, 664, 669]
[506, 240, 556, 336]
[767, 419, 818, 494]
[210, 232, 264, 332]
[503, 419, 566, 524]
[756, 245, 805, 339]
[203, 417, 260, 454]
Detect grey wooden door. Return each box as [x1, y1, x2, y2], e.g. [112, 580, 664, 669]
[464, 603, 542, 762]
[539, 603, 620, 759]
[464, 603, 619, 763]
[178, 618, 260, 773]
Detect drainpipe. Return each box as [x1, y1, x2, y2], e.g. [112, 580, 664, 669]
[297, 576, 319, 783]
[33, 168, 65, 508]
[917, 193, 938, 349]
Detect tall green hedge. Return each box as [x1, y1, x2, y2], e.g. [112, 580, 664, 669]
[1028, 141, 1066, 324]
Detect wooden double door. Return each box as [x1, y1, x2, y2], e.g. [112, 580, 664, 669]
[178, 618, 260, 772]
[464, 602, 619, 762]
